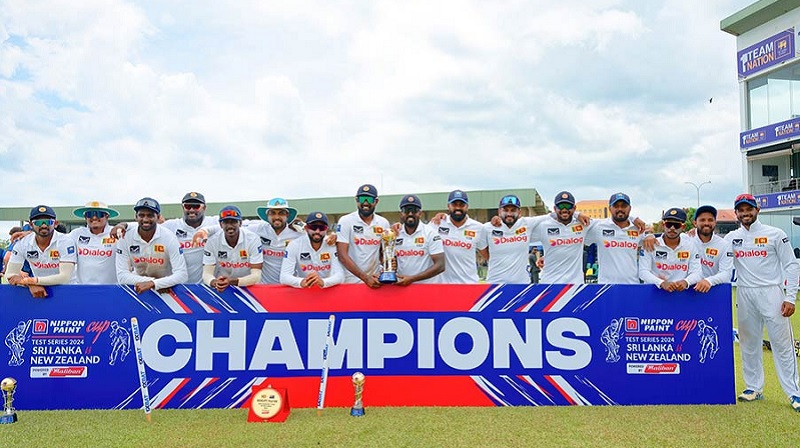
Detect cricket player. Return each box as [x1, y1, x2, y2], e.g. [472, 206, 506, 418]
[583, 193, 644, 284]
[5, 205, 77, 297]
[69, 201, 120, 284]
[428, 190, 484, 283]
[533, 191, 589, 284]
[336, 184, 391, 287]
[281, 212, 344, 288]
[394, 195, 444, 285]
[244, 197, 302, 284]
[691, 205, 733, 293]
[202, 206, 263, 292]
[725, 193, 800, 411]
[638, 208, 703, 291]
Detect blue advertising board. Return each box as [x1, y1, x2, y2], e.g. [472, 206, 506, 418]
[738, 28, 795, 79]
[0, 283, 734, 409]
[756, 190, 800, 209]
[740, 116, 800, 149]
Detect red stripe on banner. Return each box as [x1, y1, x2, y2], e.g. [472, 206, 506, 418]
[247, 376, 496, 408]
[157, 377, 192, 409]
[544, 375, 576, 405]
[517, 375, 552, 397]
[182, 377, 219, 402]
[246, 284, 491, 313]
[168, 290, 193, 314]
[187, 292, 221, 313]
[542, 286, 571, 312]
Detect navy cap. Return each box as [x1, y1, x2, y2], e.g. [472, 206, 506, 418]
[448, 190, 469, 204]
[219, 205, 242, 221]
[554, 191, 576, 205]
[499, 194, 521, 208]
[356, 184, 378, 198]
[29, 205, 56, 220]
[133, 197, 161, 214]
[662, 207, 687, 222]
[305, 211, 329, 225]
[609, 192, 631, 206]
[693, 205, 717, 220]
[400, 194, 422, 210]
[734, 193, 758, 209]
[182, 191, 206, 204]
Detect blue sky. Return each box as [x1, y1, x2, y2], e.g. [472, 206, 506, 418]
[0, 0, 754, 233]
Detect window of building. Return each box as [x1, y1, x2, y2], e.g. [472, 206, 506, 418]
[748, 63, 800, 129]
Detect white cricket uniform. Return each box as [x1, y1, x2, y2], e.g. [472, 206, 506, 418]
[280, 233, 344, 288]
[725, 220, 800, 398]
[9, 232, 77, 277]
[69, 225, 118, 284]
[694, 234, 734, 286]
[428, 216, 484, 283]
[395, 225, 444, 284]
[115, 225, 188, 290]
[336, 211, 391, 284]
[584, 219, 642, 284]
[638, 233, 703, 288]
[161, 216, 219, 283]
[534, 216, 587, 285]
[479, 219, 533, 284]
[202, 228, 264, 279]
[242, 220, 301, 284]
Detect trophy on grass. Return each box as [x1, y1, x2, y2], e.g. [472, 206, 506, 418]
[0, 377, 18, 424]
[350, 372, 366, 417]
[378, 229, 398, 284]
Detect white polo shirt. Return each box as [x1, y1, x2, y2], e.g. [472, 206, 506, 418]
[10, 232, 77, 278]
[280, 233, 344, 288]
[534, 216, 587, 285]
[336, 211, 391, 284]
[115, 225, 188, 290]
[202, 228, 264, 279]
[639, 233, 703, 288]
[395, 224, 444, 284]
[161, 216, 219, 283]
[695, 234, 734, 286]
[242, 220, 301, 284]
[69, 225, 118, 284]
[428, 216, 484, 283]
[479, 218, 532, 284]
[584, 219, 643, 284]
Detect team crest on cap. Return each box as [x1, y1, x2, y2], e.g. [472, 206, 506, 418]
[362, 186, 369, 191]
[669, 210, 677, 215]
[315, 213, 322, 218]
[561, 193, 568, 199]
[407, 197, 415, 202]
[38, 207, 46, 212]
[190, 192, 198, 197]
[90, 201, 100, 207]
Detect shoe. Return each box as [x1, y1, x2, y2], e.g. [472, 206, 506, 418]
[791, 396, 800, 412]
[738, 389, 763, 402]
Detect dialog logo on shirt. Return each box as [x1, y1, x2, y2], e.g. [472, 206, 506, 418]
[655, 262, 688, 272]
[603, 240, 637, 249]
[549, 237, 583, 246]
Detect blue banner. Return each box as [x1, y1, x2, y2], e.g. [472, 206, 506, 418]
[0, 283, 734, 409]
[738, 28, 795, 79]
[756, 190, 800, 209]
[740, 116, 800, 149]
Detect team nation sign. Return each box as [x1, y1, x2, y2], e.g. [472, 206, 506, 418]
[0, 283, 734, 410]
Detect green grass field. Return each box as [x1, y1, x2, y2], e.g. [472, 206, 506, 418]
[3, 292, 800, 448]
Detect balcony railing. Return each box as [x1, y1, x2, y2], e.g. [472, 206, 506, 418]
[751, 178, 800, 195]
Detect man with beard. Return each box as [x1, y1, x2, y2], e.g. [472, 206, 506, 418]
[724, 194, 800, 410]
[477, 194, 540, 284]
[69, 201, 121, 284]
[115, 197, 188, 294]
[281, 212, 344, 288]
[583, 193, 644, 284]
[638, 208, 702, 292]
[113, 192, 216, 283]
[427, 190, 485, 283]
[394, 195, 444, 285]
[531, 191, 591, 284]
[244, 197, 303, 284]
[202, 206, 263, 292]
[691, 205, 733, 293]
[336, 184, 391, 287]
[5, 205, 77, 297]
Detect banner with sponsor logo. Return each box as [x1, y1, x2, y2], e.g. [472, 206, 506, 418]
[756, 190, 800, 209]
[740, 116, 800, 149]
[0, 284, 734, 410]
[738, 28, 795, 79]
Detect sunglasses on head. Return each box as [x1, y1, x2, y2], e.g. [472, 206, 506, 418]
[307, 223, 328, 232]
[500, 196, 519, 206]
[357, 195, 376, 204]
[32, 219, 55, 227]
[219, 210, 239, 219]
[183, 203, 202, 210]
[556, 203, 574, 210]
[401, 206, 420, 214]
[663, 221, 683, 229]
[735, 193, 755, 202]
[84, 211, 108, 219]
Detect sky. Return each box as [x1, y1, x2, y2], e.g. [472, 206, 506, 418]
[0, 0, 756, 236]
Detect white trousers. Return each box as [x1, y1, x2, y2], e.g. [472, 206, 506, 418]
[737, 286, 800, 398]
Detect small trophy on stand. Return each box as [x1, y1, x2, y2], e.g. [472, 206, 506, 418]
[0, 377, 18, 424]
[378, 229, 397, 284]
[350, 372, 366, 417]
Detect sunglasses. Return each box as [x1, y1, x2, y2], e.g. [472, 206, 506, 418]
[735, 193, 755, 202]
[183, 203, 202, 210]
[500, 196, 520, 206]
[357, 195, 376, 204]
[307, 224, 328, 232]
[84, 211, 108, 219]
[401, 206, 421, 214]
[219, 209, 240, 219]
[663, 221, 683, 229]
[32, 219, 55, 227]
[556, 203, 574, 210]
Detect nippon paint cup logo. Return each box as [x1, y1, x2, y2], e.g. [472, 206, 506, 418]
[33, 319, 49, 335]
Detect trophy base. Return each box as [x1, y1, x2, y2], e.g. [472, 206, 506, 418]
[350, 407, 365, 417]
[378, 272, 397, 284]
[0, 413, 17, 424]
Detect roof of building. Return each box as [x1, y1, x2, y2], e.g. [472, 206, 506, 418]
[721, 0, 800, 36]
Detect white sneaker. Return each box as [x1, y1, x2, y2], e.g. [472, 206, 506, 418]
[791, 396, 800, 412]
[738, 389, 763, 402]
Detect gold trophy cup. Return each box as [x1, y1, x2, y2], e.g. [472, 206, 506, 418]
[0, 377, 18, 424]
[379, 229, 397, 284]
[350, 372, 365, 417]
